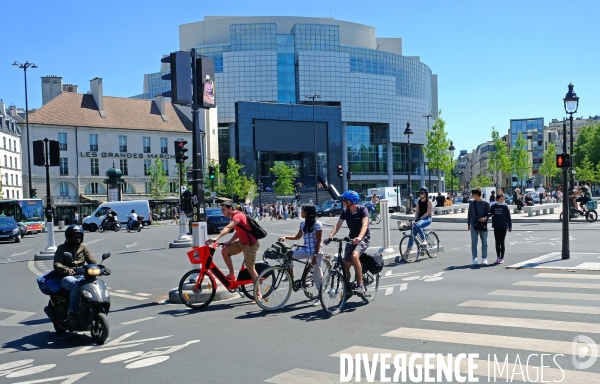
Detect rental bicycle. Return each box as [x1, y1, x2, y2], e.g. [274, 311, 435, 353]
[253, 243, 332, 311]
[319, 237, 380, 316]
[397, 221, 440, 263]
[369, 203, 381, 225]
[178, 243, 271, 309]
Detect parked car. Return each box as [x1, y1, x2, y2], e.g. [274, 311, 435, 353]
[317, 200, 343, 217]
[0, 217, 22, 243]
[188, 208, 231, 235]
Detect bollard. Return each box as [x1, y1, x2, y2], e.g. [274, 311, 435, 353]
[192, 222, 208, 248]
[45, 222, 57, 252]
[178, 213, 190, 241]
[58, 221, 65, 230]
[378, 199, 394, 254]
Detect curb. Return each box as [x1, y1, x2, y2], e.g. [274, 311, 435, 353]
[390, 214, 561, 224]
[34, 251, 56, 261]
[168, 283, 237, 304]
[169, 239, 193, 248]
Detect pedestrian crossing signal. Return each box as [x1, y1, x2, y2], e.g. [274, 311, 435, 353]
[556, 154, 570, 168]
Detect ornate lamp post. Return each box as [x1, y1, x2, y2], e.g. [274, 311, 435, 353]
[563, 84, 579, 192]
[448, 141, 455, 196]
[404, 122, 413, 214]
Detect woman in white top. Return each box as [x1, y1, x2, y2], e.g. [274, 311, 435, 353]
[277, 205, 323, 305]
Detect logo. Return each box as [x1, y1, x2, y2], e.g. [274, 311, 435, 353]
[572, 335, 598, 370]
[203, 80, 215, 105]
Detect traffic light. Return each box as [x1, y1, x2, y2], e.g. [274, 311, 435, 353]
[346, 171, 352, 182]
[161, 52, 193, 105]
[30, 189, 37, 198]
[556, 153, 571, 168]
[181, 190, 192, 213]
[337, 165, 343, 178]
[174, 140, 189, 164]
[208, 166, 216, 179]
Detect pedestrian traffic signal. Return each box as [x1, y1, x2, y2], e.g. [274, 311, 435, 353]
[30, 188, 37, 198]
[337, 165, 343, 178]
[556, 153, 570, 168]
[174, 140, 189, 164]
[181, 189, 192, 213]
[161, 52, 193, 105]
[208, 166, 215, 179]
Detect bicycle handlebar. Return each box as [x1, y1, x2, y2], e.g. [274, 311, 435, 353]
[324, 237, 352, 245]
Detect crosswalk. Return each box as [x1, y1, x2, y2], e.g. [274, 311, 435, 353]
[264, 271, 600, 383]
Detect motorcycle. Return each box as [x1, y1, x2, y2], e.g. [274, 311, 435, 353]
[127, 215, 144, 232]
[98, 214, 121, 232]
[39, 252, 112, 344]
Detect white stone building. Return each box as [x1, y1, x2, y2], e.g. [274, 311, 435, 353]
[0, 100, 23, 200]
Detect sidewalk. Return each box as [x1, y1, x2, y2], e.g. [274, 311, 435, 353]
[391, 205, 564, 223]
[507, 252, 600, 271]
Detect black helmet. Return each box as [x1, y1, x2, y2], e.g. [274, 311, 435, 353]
[131, 209, 135, 213]
[65, 224, 84, 245]
[419, 187, 429, 195]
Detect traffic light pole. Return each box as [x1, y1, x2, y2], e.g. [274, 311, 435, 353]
[561, 119, 569, 260]
[44, 138, 56, 252]
[191, 48, 207, 248]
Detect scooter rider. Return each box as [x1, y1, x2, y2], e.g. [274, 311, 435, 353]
[53, 225, 110, 326]
[128, 209, 138, 230]
[100, 207, 115, 229]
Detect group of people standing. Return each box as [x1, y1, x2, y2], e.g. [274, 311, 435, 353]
[244, 202, 300, 221]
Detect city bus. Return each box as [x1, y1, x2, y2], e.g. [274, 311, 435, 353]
[0, 199, 45, 234]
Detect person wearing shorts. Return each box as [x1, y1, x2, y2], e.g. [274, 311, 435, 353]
[208, 202, 260, 299]
[325, 190, 370, 293]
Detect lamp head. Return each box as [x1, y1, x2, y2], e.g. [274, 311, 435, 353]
[12, 61, 19, 67]
[31, 63, 37, 68]
[563, 83, 579, 114]
[448, 140, 455, 156]
[403, 122, 413, 136]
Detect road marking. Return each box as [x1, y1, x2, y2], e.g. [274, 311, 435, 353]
[125, 242, 139, 249]
[265, 368, 342, 383]
[120, 317, 155, 325]
[514, 280, 600, 290]
[113, 290, 130, 293]
[459, 300, 600, 315]
[0, 348, 19, 355]
[10, 372, 89, 384]
[10, 249, 34, 257]
[110, 292, 148, 301]
[5, 364, 56, 378]
[134, 293, 152, 297]
[383, 327, 597, 357]
[381, 271, 420, 279]
[332, 346, 600, 383]
[489, 289, 600, 301]
[0, 308, 36, 326]
[534, 273, 600, 280]
[425, 312, 600, 333]
[69, 331, 172, 356]
[85, 239, 103, 245]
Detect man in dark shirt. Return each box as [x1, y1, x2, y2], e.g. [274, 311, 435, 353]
[435, 192, 445, 208]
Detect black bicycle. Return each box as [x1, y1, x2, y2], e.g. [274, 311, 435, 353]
[560, 198, 597, 223]
[253, 243, 332, 311]
[319, 237, 380, 316]
[397, 220, 440, 263]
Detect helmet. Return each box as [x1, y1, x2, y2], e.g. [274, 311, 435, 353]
[65, 224, 84, 245]
[340, 190, 360, 204]
[419, 187, 429, 195]
[131, 209, 136, 213]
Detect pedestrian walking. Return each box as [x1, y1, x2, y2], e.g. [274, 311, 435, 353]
[489, 190, 496, 204]
[171, 206, 179, 224]
[491, 193, 512, 264]
[74, 211, 79, 224]
[537, 186, 546, 205]
[467, 188, 491, 266]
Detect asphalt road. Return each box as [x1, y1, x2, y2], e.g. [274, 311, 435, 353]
[2, 217, 600, 383]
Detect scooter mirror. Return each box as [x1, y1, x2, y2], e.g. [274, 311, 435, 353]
[63, 252, 74, 264]
[102, 252, 111, 261]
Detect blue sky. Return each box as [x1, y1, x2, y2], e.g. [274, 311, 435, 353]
[3, 0, 599, 154]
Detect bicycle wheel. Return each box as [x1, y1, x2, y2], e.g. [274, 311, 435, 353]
[425, 231, 440, 258]
[178, 269, 216, 309]
[375, 213, 381, 224]
[320, 270, 347, 316]
[360, 271, 380, 303]
[242, 266, 276, 300]
[301, 258, 332, 300]
[586, 210, 598, 223]
[399, 235, 418, 263]
[254, 266, 292, 311]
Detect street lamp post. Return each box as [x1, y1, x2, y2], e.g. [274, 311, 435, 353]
[306, 93, 321, 206]
[12, 61, 37, 197]
[561, 83, 579, 260]
[448, 141, 455, 196]
[404, 122, 413, 214]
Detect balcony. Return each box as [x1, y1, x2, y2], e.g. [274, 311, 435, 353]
[60, 167, 68, 175]
[119, 146, 127, 152]
[90, 145, 98, 151]
[59, 143, 68, 151]
[161, 147, 168, 154]
[143, 147, 151, 153]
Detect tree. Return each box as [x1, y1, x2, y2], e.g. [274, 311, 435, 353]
[574, 123, 600, 168]
[270, 161, 296, 196]
[220, 158, 244, 200]
[488, 126, 511, 188]
[423, 111, 452, 191]
[174, 161, 192, 193]
[575, 156, 596, 183]
[148, 158, 169, 200]
[239, 173, 258, 203]
[539, 143, 559, 187]
[471, 175, 493, 189]
[446, 161, 460, 193]
[510, 132, 530, 189]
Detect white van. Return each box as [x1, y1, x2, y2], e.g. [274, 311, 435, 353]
[82, 200, 151, 232]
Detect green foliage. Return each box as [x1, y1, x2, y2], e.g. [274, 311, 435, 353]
[488, 127, 511, 186]
[270, 161, 296, 196]
[510, 132, 531, 187]
[539, 143, 559, 184]
[470, 175, 493, 189]
[220, 158, 244, 200]
[423, 111, 453, 185]
[148, 158, 169, 200]
[574, 123, 600, 168]
[446, 161, 460, 192]
[173, 162, 192, 192]
[239, 173, 258, 203]
[575, 156, 598, 183]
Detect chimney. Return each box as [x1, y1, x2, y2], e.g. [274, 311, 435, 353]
[154, 95, 168, 122]
[89, 77, 106, 117]
[0, 100, 5, 116]
[62, 84, 79, 93]
[9, 105, 17, 117]
[41, 76, 63, 105]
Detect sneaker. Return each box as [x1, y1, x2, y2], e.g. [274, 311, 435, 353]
[355, 284, 365, 293]
[64, 312, 78, 327]
[494, 258, 501, 264]
[497, 258, 504, 264]
[311, 299, 320, 306]
[482, 258, 488, 265]
[472, 259, 479, 266]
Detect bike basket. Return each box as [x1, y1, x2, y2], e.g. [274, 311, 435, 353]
[587, 200, 598, 210]
[397, 221, 412, 231]
[187, 246, 211, 264]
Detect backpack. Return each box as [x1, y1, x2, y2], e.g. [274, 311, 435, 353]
[237, 213, 267, 240]
[360, 251, 384, 274]
[37, 270, 63, 295]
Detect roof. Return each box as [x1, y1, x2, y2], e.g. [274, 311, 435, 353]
[28, 93, 192, 132]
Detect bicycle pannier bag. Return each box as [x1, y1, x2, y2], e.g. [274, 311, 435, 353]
[238, 214, 267, 240]
[263, 241, 292, 260]
[360, 251, 384, 274]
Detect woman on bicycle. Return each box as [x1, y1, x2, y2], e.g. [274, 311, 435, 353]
[369, 193, 379, 213]
[277, 205, 323, 305]
[403, 187, 433, 259]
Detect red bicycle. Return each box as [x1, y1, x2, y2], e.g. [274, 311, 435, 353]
[178, 243, 272, 309]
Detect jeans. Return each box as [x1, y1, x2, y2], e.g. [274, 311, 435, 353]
[470, 228, 488, 260]
[61, 275, 85, 313]
[407, 217, 432, 248]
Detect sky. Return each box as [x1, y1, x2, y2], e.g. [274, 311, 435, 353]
[2, 0, 599, 154]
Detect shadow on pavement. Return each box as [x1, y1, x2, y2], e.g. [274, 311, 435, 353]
[2, 330, 95, 351]
[110, 302, 162, 313]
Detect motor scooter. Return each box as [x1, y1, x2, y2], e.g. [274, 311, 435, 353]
[39, 252, 112, 344]
[98, 214, 121, 232]
[127, 215, 144, 232]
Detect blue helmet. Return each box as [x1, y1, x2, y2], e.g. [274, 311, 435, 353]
[340, 190, 360, 204]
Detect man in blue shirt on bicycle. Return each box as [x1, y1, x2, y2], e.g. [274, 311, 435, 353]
[325, 190, 369, 293]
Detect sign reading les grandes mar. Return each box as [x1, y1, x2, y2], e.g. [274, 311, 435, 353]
[79, 152, 175, 159]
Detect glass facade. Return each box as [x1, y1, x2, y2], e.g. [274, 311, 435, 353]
[510, 118, 544, 187]
[277, 34, 296, 103]
[346, 124, 387, 175]
[218, 124, 230, 167]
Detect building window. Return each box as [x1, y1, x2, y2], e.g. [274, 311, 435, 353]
[163, 160, 169, 176]
[14, 158, 17, 170]
[169, 181, 179, 193]
[10, 174, 13, 185]
[119, 136, 127, 152]
[2, 137, 5, 148]
[144, 159, 151, 175]
[120, 159, 128, 175]
[85, 182, 105, 195]
[58, 133, 67, 150]
[145, 182, 151, 193]
[160, 138, 168, 154]
[11, 190, 14, 198]
[59, 182, 69, 196]
[14, 140, 18, 153]
[143, 137, 151, 153]
[9, 157, 12, 168]
[91, 158, 99, 175]
[90, 134, 98, 151]
[15, 177, 18, 186]
[347, 125, 388, 175]
[123, 183, 135, 194]
[16, 190, 19, 199]
[3, 155, 6, 166]
[59, 158, 68, 175]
